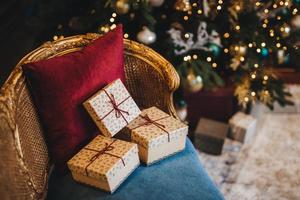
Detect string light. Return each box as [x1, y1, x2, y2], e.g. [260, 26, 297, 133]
[279, 1, 284, 6]
[183, 55, 192, 61]
[261, 42, 266, 47]
[256, 48, 261, 53]
[248, 43, 253, 48]
[184, 33, 190, 38]
[112, 13, 117, 17]
[110, 18, 115, 22]
[183, 16, 189, 20]
[255, 2, 261, 7]
[234, 46, 239, 51]
[197, 9, 203, 14]
[264, 9, 269, 14]
[223, 32, 230, 38]
[212, 63, 217, 68]
[276, 42, 281, 48]
[207, 57, 212, 62]
[284, 1, 289, 6]
[192, 3, 197, 7]
[262, 23, 267, 28]
[293, 8, 298, 15]
[254, 63, 259, 68]
[251, 74, 256, 79]
[192, 55, 198, 59]
[110, 24, 116, 29]
[217, 5, 222, 10]
[251, 92, 256, 97]
[273, 4, 278, 8]
[277, 16, 281, 20]
[235, 5, 241, 11]
[244, 97, 249, 102]
[224, 48, 229, 53]
[240, 56, 245, 62]
[124, 33, 129, 38]
[235, 25, 241, 31]
[263, 75, 269, 80]
[218, 0, 223, 4]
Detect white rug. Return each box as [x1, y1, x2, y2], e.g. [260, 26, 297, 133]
[198, 114, 300, 199]
[225, 114, 300, 200]
[197, 85, 300, 199]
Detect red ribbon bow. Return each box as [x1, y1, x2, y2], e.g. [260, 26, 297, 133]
[136, 114, 171, 142]
[84, 139, 125, 177]
[100, 89, 130, 124]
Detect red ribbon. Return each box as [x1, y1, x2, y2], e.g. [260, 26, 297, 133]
[100, 89, 130, 124]
[132, 114, 171, 142]
[83, 139, 125, 177]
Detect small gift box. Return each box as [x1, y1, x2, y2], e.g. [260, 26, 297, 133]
[228, 112, 257, 143]
[67, 135, 140, 193]
[194, 118, 228, 155]
[84, 79, 141, 137]
[124, 106, 188, 164]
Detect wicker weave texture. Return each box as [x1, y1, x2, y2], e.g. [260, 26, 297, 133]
[0, 34, 179, 200]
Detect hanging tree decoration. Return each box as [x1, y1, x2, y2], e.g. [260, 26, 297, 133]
[137, 26, 157, 44]
[149, 0, 164, 7]
[174, 0, 192, 12]
[168, 22, 222, 55]
[115, 0, 130, 14]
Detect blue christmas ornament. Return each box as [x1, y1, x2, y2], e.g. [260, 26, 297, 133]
[261, 48, 269, 57]
[209, 43, 221, 57]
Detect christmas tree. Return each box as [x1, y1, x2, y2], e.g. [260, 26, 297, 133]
[32, 0, 300, 109]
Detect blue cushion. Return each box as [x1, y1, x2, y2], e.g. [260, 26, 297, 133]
[47, 138, 224, 200]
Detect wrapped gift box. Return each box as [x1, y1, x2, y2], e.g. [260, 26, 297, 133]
[67, 135, 140, 193]
[228, 112, 257, 143]
[124, 106, 188, 164]
[194, 118, 228, 155]
[84, 79, 141, 137]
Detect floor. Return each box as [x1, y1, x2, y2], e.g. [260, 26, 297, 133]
[197, 85, 300, 200]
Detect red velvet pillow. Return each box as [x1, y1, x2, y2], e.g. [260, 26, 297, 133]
[23, 25, 125, 172]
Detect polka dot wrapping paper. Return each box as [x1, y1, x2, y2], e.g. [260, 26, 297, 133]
[67, 135, 140, 193]
[124, 107, 188, 164]
[83, 79, 141, 137]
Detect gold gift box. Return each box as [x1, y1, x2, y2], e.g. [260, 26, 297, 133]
[67, 135, 140, 193]
[124, 106, 188, 164]
[83, 79, 141, 137]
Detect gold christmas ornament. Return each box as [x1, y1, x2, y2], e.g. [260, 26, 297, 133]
[183, 69, 203, 93]
[174, 0, 192, 12]
[115, 0, 130, 15]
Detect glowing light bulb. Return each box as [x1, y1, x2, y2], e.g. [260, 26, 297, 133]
[223, 32, 230, 38]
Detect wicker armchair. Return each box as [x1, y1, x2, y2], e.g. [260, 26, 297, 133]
[0, 34, 180, 199]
